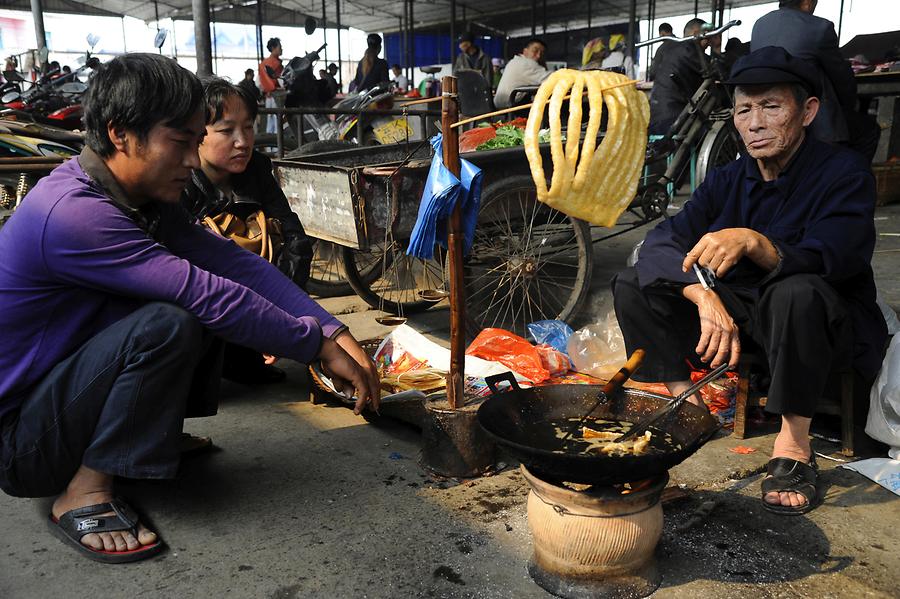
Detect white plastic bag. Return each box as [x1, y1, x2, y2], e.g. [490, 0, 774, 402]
[567, 312, 627, 379]
[865, 335, 900, 457]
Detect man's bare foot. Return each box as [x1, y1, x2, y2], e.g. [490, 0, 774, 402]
[51, 466, 157, 553]
[764, 418, 814, 509]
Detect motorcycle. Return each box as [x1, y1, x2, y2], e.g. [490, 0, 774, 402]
[0, 118, 82, 226]
[1, 53, 98, 131]
[272, 44, 411, 148]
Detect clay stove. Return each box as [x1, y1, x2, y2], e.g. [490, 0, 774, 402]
[521, 465, 668, 599]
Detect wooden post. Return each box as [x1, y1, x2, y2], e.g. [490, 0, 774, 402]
[442, 75, 465, 409]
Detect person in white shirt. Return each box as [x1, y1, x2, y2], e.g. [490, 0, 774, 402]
[600, 34, 636, 79]
[493, 39, 550, 109]
[391, 64, 408, 93]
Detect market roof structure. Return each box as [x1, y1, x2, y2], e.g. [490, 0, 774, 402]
[5, 0, 776, 36]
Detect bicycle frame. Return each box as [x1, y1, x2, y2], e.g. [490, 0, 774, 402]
[624, 21, 741, 226]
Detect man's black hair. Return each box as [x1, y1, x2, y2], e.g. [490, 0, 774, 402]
[779, 0, 806, 7]
[684, 18, 706, 37]
[524, 38, 547, 49]
[202, 77, 259, 125]
[83, 53, 203, 157]
[659, 22, 673, 34]
[267, 37, 281, 52]
[244, 68, 254, 75]
[391, 63, 401, 70]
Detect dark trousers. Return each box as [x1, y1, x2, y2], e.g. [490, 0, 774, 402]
[612, 268, 853, 418]
[0, 303, 222, 498]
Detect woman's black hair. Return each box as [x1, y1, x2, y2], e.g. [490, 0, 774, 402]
[202, 77, 259, 125]
[83, 53, 203, 157]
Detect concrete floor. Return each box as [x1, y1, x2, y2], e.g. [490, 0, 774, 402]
[1, 205, 898, 598]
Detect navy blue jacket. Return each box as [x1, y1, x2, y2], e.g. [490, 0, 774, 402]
[636, 136, 887, 377]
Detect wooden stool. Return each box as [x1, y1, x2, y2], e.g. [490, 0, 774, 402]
[732, 353, 856, 456]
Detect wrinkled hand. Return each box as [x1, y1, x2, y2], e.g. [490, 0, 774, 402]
[333, 331, 381, 414]
[318, 337, 378, 415]
[682, 228, 760, 279]
[684, 284, 740, 369]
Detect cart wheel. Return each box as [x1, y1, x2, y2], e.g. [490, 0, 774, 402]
[695, 120, 743, 186]
[342, 241, 446, 315]
[305, 239, 353, 297]
[464, 175, 592, 337]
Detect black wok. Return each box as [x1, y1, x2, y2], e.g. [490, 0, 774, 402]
[477, 374, 721, 486]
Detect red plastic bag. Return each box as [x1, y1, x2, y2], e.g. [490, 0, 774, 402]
[466, 328, 550, 383]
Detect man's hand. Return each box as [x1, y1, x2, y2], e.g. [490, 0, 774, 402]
[683, 284, 740, 368]
[682, 228, 777, 278]
[333, 330, 381, 414]
[318, 336, 379, 415]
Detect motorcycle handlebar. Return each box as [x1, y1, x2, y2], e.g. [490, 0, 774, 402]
[635, 19, 741, 48]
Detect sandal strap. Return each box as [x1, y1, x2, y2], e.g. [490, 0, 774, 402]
[56, 498, 139, 539]
[761, 457, 818, 501]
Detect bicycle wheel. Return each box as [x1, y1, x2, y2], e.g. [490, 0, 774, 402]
[305, 239, 354, 297]
[464, 175, 593, 337]
[343, 241, 446, 315]
[695, 120, 743, 186]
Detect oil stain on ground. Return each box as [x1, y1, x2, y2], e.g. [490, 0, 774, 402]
[433, 565, 465, 585]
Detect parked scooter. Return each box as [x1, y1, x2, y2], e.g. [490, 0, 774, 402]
[0, 119, 81, 226]
[272, 44, 407, 147]
[1, 52, 98, 130]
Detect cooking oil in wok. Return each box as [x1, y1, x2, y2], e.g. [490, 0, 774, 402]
[523, 418, 681, 456]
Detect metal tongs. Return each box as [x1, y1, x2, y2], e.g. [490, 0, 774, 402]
[614, 362, 730, 443]
[560, 349, 646, 444]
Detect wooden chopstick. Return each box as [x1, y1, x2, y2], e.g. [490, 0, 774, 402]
[450, 78, 639, 129]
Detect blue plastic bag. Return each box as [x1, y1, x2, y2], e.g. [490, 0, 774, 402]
[527, 320, 574, 355]
[407, 134, 482, 259]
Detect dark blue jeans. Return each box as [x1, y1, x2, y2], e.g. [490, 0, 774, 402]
[0, 302, 222, 498]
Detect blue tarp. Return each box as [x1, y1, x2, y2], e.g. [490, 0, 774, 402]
[384, 33, 504, 68]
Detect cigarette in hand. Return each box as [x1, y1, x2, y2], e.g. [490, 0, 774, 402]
[692, 263, 710, 290]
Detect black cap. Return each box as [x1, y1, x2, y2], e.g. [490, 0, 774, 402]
[459, 32, 475, 44]
[726, 46, 820, 96]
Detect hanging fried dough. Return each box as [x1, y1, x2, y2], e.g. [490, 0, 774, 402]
[524, 69, 649, 227]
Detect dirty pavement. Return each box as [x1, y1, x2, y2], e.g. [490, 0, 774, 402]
[1, 205, 898, 599]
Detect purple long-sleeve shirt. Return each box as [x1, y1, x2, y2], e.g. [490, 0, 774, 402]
[0, 156, 344, 419]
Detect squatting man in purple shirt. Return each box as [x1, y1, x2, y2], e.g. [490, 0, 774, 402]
[0, 53, 380, 563]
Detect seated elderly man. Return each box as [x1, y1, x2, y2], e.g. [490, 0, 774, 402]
[613, 47, 887, 515]
[0, 53, 379, 563]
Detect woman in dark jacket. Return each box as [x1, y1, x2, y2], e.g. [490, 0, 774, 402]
[182, 78, 314, 383]
[351, 33, 390, 93]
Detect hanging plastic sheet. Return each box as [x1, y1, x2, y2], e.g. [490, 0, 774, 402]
[407, 134, 482, 259]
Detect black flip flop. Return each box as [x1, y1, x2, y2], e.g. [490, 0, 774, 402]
[761, 455, 820, 516]
[48, 498, 164, 563]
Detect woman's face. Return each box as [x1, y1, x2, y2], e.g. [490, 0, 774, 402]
[199, 95, 254, 176]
